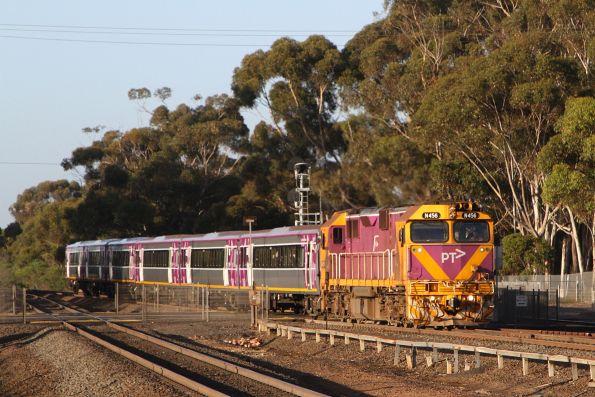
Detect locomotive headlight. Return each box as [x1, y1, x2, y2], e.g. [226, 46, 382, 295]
[429, 296, 436, 302]
[418, 248, 422, 253]
[467, 295, 475, 301]
[480, 247, 485, 252]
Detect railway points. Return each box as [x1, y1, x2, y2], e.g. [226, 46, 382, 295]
[24, 291, 329, 397]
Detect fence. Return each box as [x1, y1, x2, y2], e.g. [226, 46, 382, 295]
[498, 272, 595, 304]
[0, 286, 23, 314]
[496, 287, 557, 323]
[113, 283, 252, 322]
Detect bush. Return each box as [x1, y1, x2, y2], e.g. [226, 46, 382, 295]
[12, 261, 67, 290]
[501, 233, 553, 275]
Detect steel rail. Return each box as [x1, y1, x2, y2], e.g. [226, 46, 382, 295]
[257, 319, 595, 387]
[305, 318, 595, 352]
[27, 294, 227, 396]
[28, 292, 328, 397]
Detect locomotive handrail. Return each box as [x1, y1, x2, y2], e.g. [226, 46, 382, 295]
[329, 250, 392, 282]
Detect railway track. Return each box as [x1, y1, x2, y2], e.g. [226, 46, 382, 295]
[301, 318, 595, 353]
[27, 292, 327, 397]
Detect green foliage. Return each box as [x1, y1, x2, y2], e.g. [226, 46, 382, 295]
[13, 260, 66, 290]
[3, 222, 22, 241]
[10, 180, 81, 224]
[502, 233, 553, 275]
[540, 97, 595, 221]
[232, 36, 346, 165]
[5, 0, 595, 288]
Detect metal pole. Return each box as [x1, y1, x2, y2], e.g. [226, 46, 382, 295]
[12, 284, 16, 315]
[545, 289, 549, 320]
[556, 288, 559, 320]
[250, 294, 254, 327]
[266, 286, 269, 323]
[201, 287, 205, 320]
[22, 288, 26, 324]
[206, 286, 210, 322]
[115, 282, 119, 315]
[142, 284, 146, 323]
[537, 288, 540, 319]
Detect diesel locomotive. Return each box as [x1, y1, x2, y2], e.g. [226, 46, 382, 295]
[66, 201, 495, 326]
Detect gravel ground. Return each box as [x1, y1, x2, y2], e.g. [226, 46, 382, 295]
[2, 293, 594, 397]
[134, 319, 595, 397]
[0, 324, 195, 397]
[88, 323, 294, 397]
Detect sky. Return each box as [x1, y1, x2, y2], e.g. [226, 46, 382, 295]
[0, 1, 383, 228]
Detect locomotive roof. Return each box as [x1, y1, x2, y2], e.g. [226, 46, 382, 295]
[346, 207, 409, 217]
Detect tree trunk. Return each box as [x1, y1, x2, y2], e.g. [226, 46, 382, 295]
[560, 237, 567, 298]
[568, 207, 584, 274]
[591, 213, 595, 303]
[571, 237, 578, 274]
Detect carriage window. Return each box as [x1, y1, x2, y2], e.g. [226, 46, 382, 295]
[410, 221, 448, 243]
[454, 221, 490, 243]
[88, 251, 101, 267]
[253, 245, 304, 268]
[112, 250, 130, 267]
[68, 252, 81, 266]
[191, 249, 224, 268]
[332, 227, 343, 245]
[143, 250, 169, 268]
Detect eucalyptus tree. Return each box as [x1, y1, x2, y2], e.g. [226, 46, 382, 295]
[342, 0, 592, 244]
[232, 35, 347, 166]
[62, 93, 251, 237]
[540, 96, 595, 275]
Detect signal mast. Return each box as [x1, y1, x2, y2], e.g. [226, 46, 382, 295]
[291, 163, 321, 226]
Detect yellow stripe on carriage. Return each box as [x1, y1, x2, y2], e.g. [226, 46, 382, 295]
[410, 247, 449, 280]
[88, 279, 317, 293]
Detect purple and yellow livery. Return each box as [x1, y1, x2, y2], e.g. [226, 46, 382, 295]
[320, 202, 494, 326]
[66, 201, 494, 325]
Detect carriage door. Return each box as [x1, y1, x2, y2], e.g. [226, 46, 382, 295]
[79, 248, 88, 279]
[225, 239, 248, 287]
[225, 240, 237, 287]
[129, 244, 142, 282]
[306, 238, 318, 290]
[239, 237, 251, 287]
[100, 245, 109, 281]
[171, 241, 188, 284]
[184, 243, 192, 284]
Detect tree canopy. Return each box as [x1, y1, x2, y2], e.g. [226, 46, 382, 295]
[2, 0, 594, 288]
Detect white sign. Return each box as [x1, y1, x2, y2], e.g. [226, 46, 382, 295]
[515, 295, 528, 307]
[441, 249, 466, 264]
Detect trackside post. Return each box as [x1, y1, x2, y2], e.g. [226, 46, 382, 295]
[115, 282, 119, 315]
[22, 288, 26, 324]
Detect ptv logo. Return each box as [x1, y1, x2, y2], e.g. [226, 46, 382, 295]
[441, 249, 466, 264]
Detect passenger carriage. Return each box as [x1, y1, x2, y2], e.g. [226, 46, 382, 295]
[65, 226, 321, 307]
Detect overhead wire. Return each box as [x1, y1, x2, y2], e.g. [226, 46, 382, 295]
[0, 34, 287, 47]
[0, 22, 358, 33]
[0, 23, 352, 47]
[0, 161, 61, 166]
[0, 27, 354, 37]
